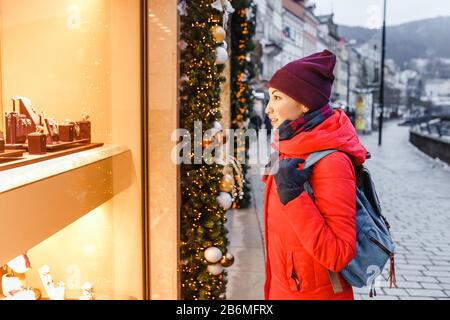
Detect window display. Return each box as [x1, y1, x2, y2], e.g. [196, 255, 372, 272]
[0, 0, 145, 300]
[1, 96, 98, 167]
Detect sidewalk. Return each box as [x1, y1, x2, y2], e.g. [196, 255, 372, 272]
[226, 120, 450, 300]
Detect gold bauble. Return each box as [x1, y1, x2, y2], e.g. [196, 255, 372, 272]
[221, 253, 235, 268]
[202, 138, 213, 148]
[220, 174, 234, 192]
[212, 25, 226, 43]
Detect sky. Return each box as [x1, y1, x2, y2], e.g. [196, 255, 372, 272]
[313, 0, 450, 28]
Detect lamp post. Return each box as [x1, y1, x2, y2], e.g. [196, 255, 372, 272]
[378, 0, 387, 146]
[346, 59, 351, 107]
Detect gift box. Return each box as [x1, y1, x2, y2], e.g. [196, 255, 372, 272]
[28, 133, 47, 155]
[5, 112, 19, 144]
[6, 112, 28, 144]
[59, 123, 75, 142]
[77, 120, 91, 143]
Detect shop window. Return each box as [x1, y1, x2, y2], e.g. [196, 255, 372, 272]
[0, 0, 143, 300]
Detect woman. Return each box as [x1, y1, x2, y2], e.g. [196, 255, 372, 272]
[263, 50, 368, 300]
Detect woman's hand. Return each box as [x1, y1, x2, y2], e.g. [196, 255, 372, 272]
[273, 158, 313, 205]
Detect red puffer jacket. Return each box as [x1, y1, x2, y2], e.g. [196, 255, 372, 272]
[263, 109, 368, 300]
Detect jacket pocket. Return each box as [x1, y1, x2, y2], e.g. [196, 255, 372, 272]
[290, 248, 317, 292]
[286, 251, 302, 292]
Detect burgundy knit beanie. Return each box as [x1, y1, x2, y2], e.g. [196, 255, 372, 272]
[268, 49, 337, 110]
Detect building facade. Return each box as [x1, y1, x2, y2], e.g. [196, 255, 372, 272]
[281, 0, 305, 65]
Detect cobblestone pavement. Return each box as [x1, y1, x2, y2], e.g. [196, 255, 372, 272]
[226, 120, 450, 300]
[353, 121, 450, 300]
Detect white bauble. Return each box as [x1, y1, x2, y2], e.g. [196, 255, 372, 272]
[213, 121, 223, 131]
[217, 192, 232, 210]
[215, 46, 228, 65]
[204, 246, 223, 263]
[207, 263, 224, 276]
[220, 40, 228, 51]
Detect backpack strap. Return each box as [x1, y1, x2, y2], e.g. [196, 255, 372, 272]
[302, 149, 344, 294]
[303, 149, 339, 201]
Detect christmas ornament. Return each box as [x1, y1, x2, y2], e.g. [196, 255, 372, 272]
[180, 75, 190, 83]
[204, 246, 223, 264]
[202, 137, 214, 148]
[220, 174, 234, 193]
[178, 40, 188, 50]
[213, 121, 223, 131]
[211, 0, 235, 28]
[203, 121, 226, 147]
[221, 253, 235, 268]
[220, 40, 228, 51]
[215, 46, 228, 65]
[207, 263, 224, 276]
[177, 0, 187, 16]
[180, 259, 189, 266]
[212, 25, 226, 43]
[215, 130, 228, 145]
[208, 121, 227, 145]
[246, 7, 255, 20]
[217, 192, 232, 210]
[220, 155, 245, 201]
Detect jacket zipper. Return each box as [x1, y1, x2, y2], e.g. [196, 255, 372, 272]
[291, 270, 301, 291]
[369, 236, 393, 256]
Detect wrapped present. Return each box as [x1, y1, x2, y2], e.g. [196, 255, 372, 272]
[77, 114, 91, 142]
[28, 127, 47, 155]
[6, 112, 29, 144]
[77, 121, 91, 142]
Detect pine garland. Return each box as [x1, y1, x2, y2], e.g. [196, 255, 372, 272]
[179, 0, 229, 300]
[230, 0, 257, 209]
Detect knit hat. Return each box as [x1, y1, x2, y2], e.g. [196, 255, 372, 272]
[268, 49, 336, 110]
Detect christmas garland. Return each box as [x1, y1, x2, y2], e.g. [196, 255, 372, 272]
[230, 0, 257, 209]
[179, 0, 235, 300]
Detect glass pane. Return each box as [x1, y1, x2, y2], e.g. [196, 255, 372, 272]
[0, 0, 143, 300]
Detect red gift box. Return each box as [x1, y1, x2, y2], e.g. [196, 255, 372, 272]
[77, 121, 91, 143]
[6, 112, 30, 144]
[28, 133, 47, 155]
[59, 123, 75, 142]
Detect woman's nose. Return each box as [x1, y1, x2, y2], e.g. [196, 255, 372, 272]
[265, 102, 272, 115]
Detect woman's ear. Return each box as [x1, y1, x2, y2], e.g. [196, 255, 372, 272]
[298, 103, 309, 114]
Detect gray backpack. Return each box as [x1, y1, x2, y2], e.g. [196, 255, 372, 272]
[303, 149, 397, 298]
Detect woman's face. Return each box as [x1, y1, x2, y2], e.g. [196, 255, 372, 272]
[265, 88, 309, 128]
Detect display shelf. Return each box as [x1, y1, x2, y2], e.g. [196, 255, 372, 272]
[0, 149, 24, 159]
[0, 143, 103, 172]
[0, 144, 132, 266]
